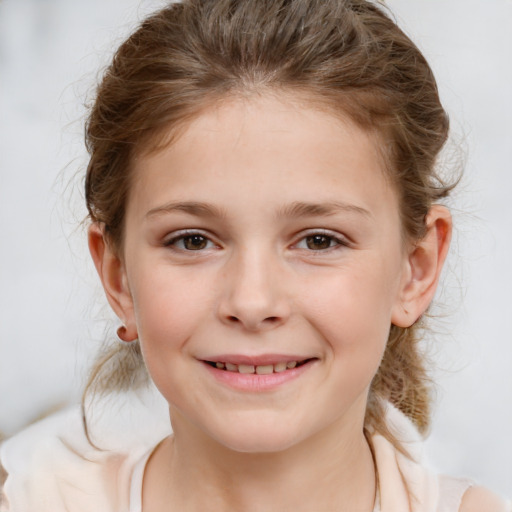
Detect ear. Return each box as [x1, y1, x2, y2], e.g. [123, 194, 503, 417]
[392, 205, 452, 328]
[88, 223, 138, 341]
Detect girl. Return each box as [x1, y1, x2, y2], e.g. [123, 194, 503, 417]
[1, 0, 510, 510]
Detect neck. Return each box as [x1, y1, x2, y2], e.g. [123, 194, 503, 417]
[143, 406, 377, 512]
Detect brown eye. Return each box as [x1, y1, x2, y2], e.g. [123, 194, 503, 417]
[305, 235, 333, 250]
[183, 235, 209, 250]
[166, 232, 216, 252]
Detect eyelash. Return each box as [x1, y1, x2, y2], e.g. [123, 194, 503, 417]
[293, 230, 350, 252]
[164, 230, 349, 253]
[164, 230, 218, 252]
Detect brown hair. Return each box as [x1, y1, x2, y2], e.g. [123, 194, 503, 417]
[84, 0, 455, 451]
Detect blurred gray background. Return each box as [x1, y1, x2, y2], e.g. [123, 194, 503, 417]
[0, 0, 511, 497]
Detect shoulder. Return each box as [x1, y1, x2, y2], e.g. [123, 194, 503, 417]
[1, 407, 84, 510]
[1, 390, 170, 511]
[376, 403, 511, 512]
[459, 486, 511, 512]
[0, 406, 87, 472]
[1, 406, 102, 510]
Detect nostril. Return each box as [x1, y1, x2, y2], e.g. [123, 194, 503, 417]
[223, 314, 284, 330]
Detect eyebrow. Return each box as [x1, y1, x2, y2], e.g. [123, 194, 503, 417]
[145, 200, 371, 220]
[145, 201, 227, 219]
[278, 201, 372, 219]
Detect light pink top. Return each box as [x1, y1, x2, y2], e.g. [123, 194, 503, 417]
[0, 390, 507, 512]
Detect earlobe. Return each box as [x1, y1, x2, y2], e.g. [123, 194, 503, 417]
[392, 205, 452, 328]
[88, 223, 138, 340]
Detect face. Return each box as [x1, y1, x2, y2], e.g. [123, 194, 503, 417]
[118, 94, 411, 453]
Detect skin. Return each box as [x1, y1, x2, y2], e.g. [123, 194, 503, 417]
[90, 93, 455, 511]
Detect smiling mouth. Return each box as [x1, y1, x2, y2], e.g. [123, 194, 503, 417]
[204, 358, 315, 375]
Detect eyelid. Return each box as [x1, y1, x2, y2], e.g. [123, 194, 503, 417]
[163, 229, 220, 250]
[292, 229, 352, 250]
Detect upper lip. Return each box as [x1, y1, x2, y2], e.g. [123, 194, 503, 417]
[200, 354, 316, 366]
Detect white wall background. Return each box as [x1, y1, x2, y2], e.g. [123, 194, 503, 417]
[0, 0, 511, 498]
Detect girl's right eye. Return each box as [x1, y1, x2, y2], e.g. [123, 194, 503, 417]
[165, 233, 216, 251]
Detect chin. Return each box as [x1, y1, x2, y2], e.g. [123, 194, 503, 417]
[209, 417, 307, 454]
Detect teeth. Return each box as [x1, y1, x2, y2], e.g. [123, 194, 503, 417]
[212, 360, 306, 374]
[274, 362, 287, 373]
[256, 364, 274, 375]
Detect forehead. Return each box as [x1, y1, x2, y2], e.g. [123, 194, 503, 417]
[129, 93, 398, 220]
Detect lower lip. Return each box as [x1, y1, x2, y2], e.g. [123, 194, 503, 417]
[202, 360, 315, 392]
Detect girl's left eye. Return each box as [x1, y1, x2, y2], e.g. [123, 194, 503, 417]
[295, 233, 347, 251]
[166, 233, 215, 251]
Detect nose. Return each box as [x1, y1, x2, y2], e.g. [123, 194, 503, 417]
[217, 248, 291, 332]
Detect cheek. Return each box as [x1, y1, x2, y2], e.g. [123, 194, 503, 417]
[129, 271, 212, 405]
[129, 268, 212, 358]
[297, 261, 398, 360]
